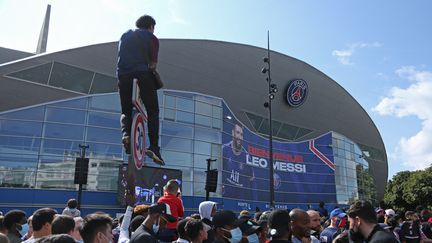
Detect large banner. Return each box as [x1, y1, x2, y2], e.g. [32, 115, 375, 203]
[222, 104, 337, 205]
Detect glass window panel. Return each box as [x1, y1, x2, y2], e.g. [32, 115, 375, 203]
[161, 121, 193, 138]
[164, 108, 175, 121]
[272, 120, 282, 136]
[42, 139, 81, 156]
[194, 154, 210, 169]
[177, 111, 194, 124]
[0, 106, 44, 121]
[211, 144, 221, 158]
[161, 150, 192, 167]
[296, 128, 313, 139]
[258, 119, 270, 136]
[193, 181, 206, 196]
[165, 95, 176, 109]
[89, 94, 121, 112]
[195, 95, 221, 106]
[277, 123, 298, 140]
[45, 107, 86, 124]
[89, 73, 118, 94]
[44, 123, 84, 140]
[212, 106, 222, 119]
[86, 142, 123, 158]
[195, 128, 221, 143]
[36, 172, 76, 190]
[0, 153, 38, 169]
[245, 112, 263, 131]
[177, 97, 194, 112]
[181, 181, 192, 196]
[194, 141, 211, 155]
[88, 111, 119, 128]
[7, 62, 52, 84]
[87, 127, 121, 143]
[0, 119, 43, 137]
[49, 62, 93, 93]
[0, 136, 41, 153]
[52, 98, 88, 109]
[212, 118, 222, 129]
[195, 114, 211, 127]
[161, 136, 192, 152]
[195, 101, 212, 116]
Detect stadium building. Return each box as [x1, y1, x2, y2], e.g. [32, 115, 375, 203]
[0, 8, 387, 215]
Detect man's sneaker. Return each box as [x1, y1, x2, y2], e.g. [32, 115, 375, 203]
[145, 146, 165, 166]
[122, 136, 131, 154]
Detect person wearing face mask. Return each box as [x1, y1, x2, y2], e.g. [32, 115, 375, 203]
[319, 208, 346, 243]
[199, 201, 217, 243]
[238, 219, 261, 243]
[129, 202, 176, 243]
[212, 210, 242, 243]
[347, 200, 398, 243]
[289, 209, 319, 243]
[3, 210, 27, 243]
[80, 213, 113, 243]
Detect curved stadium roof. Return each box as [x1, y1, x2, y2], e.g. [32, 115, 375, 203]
[0, 39, 388, 199]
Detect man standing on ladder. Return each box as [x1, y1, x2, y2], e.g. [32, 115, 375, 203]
[117, 14, 163, 165]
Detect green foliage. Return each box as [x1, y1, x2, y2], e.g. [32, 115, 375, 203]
[384, 165, 432, 211]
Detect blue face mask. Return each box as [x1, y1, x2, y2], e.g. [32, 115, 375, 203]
[223, 227, 242, 243]
[247, 233, 259, 243]
[19, 223, 29, 236]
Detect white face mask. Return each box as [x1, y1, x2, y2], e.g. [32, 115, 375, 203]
[153, 217, 160, 234]
[247, 233, 259, 243]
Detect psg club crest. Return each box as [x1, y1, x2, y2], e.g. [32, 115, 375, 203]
[286, 79, 308, 107]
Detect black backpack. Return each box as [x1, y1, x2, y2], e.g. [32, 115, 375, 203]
[400, 221, 421, 243]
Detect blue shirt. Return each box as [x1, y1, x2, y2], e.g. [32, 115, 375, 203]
[222, 141, 252, 200]
[320, 227, 338, 243]
[117, 28, 159, 76]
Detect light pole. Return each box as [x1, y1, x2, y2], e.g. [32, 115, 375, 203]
[261, 31, 277, 209]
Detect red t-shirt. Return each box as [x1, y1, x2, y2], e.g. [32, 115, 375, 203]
[157, 194, 184, 229]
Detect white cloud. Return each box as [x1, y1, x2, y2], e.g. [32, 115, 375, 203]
[168, 0, 189, 25]
[332, 41, 382, 65]
[373, 66, 432, 170]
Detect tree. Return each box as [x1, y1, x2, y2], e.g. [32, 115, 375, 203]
[384, 165, 432, 211]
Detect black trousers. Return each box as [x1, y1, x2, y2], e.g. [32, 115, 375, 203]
[118, 71, 160, 148]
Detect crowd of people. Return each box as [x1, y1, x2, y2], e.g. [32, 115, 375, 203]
[1, 180, 432, 243]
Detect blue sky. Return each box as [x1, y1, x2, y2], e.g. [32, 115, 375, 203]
[1, 0, 431, 180]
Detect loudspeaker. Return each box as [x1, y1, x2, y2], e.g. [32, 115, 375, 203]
[205, 169, 218, 192]
[74, 158, 89, 184]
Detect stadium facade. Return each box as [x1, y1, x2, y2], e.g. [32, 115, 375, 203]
[0, 40, 387, 216]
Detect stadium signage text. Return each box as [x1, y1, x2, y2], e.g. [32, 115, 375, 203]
[246, 145, 306, 173]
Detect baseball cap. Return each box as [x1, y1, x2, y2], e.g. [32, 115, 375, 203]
[212, 210, 240, 228]
[330, 208, 346, 218]
[149, 203, 176, 222]
[375, 208, 384, 213]
[238, 219, 261, 236]
[385, 209, 395, 217]
[268, 209, 290, 238]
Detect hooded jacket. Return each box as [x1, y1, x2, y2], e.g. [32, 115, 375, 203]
[62, 207, 80, 217]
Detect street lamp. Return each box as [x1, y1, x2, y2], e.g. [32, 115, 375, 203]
[262, 31, 276, 209]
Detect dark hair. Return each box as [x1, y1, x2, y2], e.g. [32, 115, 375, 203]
[3, 210, 26, 230]
[420, 210, 431, 222]
[129, 215, 145, 234]
[319, 201, 325, 207]
[80, 213, 112, 243]
[32, 208, 57, 231]
[185, 219, 204, 241]
[347, 200, 376, 224]
[190, 214, 201, 220]
[52, 215, 75, 234]
[36, 234, 76, 243]
[136, 15, 156, 29]
[67, 199, 78, 209]
[405, 211, 416, 219]
[177, 218, 190, 241]
[0, 216, 5, 232]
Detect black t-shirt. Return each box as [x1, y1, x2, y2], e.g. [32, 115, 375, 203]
[366, 224, 399, 243]
[130, 224, 158, 243]
[269, 239, 293, 243]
